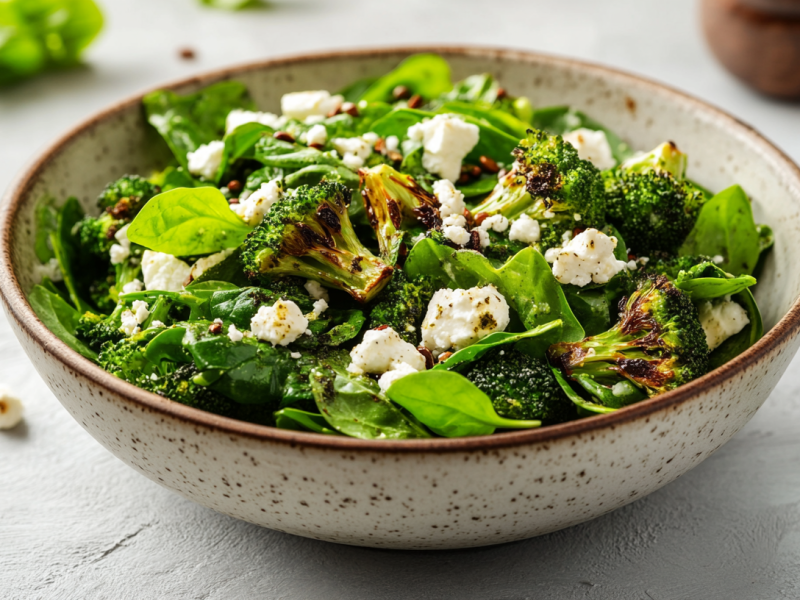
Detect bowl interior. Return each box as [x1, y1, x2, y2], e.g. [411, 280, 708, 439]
[6, 48, 800, 352]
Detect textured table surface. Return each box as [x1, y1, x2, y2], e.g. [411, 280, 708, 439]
[3, 1, 800, 598]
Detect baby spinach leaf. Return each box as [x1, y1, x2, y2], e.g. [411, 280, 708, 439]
[338, 76, 378, 103]
[145, 327, 191, 364]
[311, 355, 431, 440]
[406, 241, 584, 342]
[550, 366, 618, 415]
[151, 166, 202, 192]
[189, 248, 250, 287]
[457, 175, 500, 198]
[127, 187, 252, 255]
[675, 262, 756, 301]
[209, 287, 313, 329]
[531, 106, 633, 163]
[50, 196, 92, 314]
[317, 309, 366, 346]
[434, 320, 563, 371]
[143, 81, 255, 168]
[216, 121, 274, 182]
[28, 284, 97, 360]
[386, 370, 541, 437]
[679, 185, 761, 276]
[254, 145, 342, 170]
[436, 100, 530, 139]
[359, 53, 452, 102]
[34, 195, 59, 263]
[274, 408, 339, 435]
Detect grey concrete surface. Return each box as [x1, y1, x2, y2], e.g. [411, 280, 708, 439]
[2, 0, 800, 598]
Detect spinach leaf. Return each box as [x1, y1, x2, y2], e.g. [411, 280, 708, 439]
[209, 287, 313, 330]
[189, 247, 250, 287]
[386, 370, 541, 437]
[274, 408, 339, 435]
[572, 374, 647, 409]
[310, 354, 431, 440]
[436, 100, 530, 139]
[0, 0, 103, 86]
[317, 309, 366, 346]
[143, 81, 255, 168]
[675, 262, 756, 300]
[34, 195, 59, 263]
[254, 144, 342, 170]
[127, 187, 252, 255]
[550, 366, 619, 415]
[434, 320, 563, 371]
[245, 166, 285, 191]
[561, 285, 616, 337]
[406, 241, 584, 341]
[531, 106, 633, 163]
[457, 175, 500, 198]
[151, 166, 202, 191]
[284, 164, 360, 190]
[28, 284, 97, 360]
[338, 76, 378, 103]
[50, 196, 92, 313]
[679, 185, 761, 276]
[145, 327, 191, 364]
[359, 54, 452, 102]
[216, 122, 273, 182]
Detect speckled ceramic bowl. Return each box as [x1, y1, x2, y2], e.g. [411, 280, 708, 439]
[2, 47, 800, 550]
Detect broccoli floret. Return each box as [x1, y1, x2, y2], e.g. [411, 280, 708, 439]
[537, 216, 579, 253]
[461, 348, 575, 424]
[640, 254, 714, 280]
[97, 330, 160, 382]
[482, 228, 529, 263]
[75, 212, 125, 259]
[368, 269, 436, 345]
[76, 305, 126, 351]
[604, 142, 705, 255]
[473, 129, 606, 227]
[97, 175, 160, 219]
[360, 164, 441, 264]
[88, 267, 117, 314]
[548, 274, 709, 401]
[240, 181, 393, 303]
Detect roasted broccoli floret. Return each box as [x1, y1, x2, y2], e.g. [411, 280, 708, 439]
[639, 254, 714, 281]
[368, 269, 436, 345]
[76, 212, 125, 259]
[97, 330, 160, 382]
[76, 305, 126, 351]
[548, 274, 709, 401]
[473, 129, 606, 227]
[240, 181, 393, 303]
[462, 348, 575, 424]
[97, 174, 160, 219]
[360, 164, 440, 264]
[604, 142, 705, 256]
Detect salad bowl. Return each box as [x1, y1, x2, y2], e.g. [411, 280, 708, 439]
[2, 46, 800, 550]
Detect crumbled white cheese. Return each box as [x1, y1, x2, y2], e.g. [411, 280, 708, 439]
[612, 381, 636, 397]
[227, 324, 244, 343]
[544, 247, 561, 263]
[347, 327, 426, 375]
[639, 256, 650, 265]
[332, 137, 372, 170]
[543, 209, 556, 219]
[187, 140, 225, 181]
[250, 300, 308, 346]
[508, 214, 540, 244]
[562, 128, 616, 170]
[305, 123, 328, 146]
[385, 135, 400, 152]
[121, 279, 143, 295]
[698, 299, 750, 351]
[443, 225, 471, 246]
[132, 300, 150, 324]
[141, 250, 191, 292]
[281, 90, 343, 120]
[479, 214, 509, 233]
[433, 178, 466, 219]
[109, 224, 132, 266]
[407, 114, 480, 182]
[304, 280, 330, 302]
[290, 352, 302, 359]
[627, 260, 637, 270]
[562, 229, 574, 244]
[378, 361, 419, 393]
[189, 248, 234, 281]
[421, 286, 510, 355]
[551, 228, 628, 287]
[410, 232, 427, 246]
[304, 115, 325, 124]
[442, 214, 467, 228]
[311, 299, 328, 318]
[362, 131, 379, 145]
[0, 388, 23, 430]
[35, 257, 63, 283]
[151, 320, 166, 328]
[225, 109, 286, 134]
[119, 312, 140, 337]
[713, 255, 724, 265]
[574, 213, 582, 222]
[230, 179, 282, 226]
[475, 227, 491, 248]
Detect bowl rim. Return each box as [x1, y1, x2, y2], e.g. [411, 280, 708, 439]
[2, 45, 799, 454]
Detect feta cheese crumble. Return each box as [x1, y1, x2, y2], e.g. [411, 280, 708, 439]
[225, 109, 285, 134]
[250, 300, 308, 346]
[109, 224, 131, 265]
[304, 280, 330, 302]
[421, 286, 510, 355]
[347, 326, 426, 375]
[189, 248, 234, 281]
[433, 178, 466, 219]
[0, 388, 23, 430]
[562, 128, 616, 171]
[141, 250, 191, 292]
[227, 324, 244, 343]
[443, 225, 471, 246]
[311, 299, 328, 318]
[151, 320, 166, 328]
[305, 123, 328, 146]
[378, 361, 419, 393]
[442, 214, 467, 228]
[187, 140, 225, 181]
[479, 214, 509, 233]
[230, 179, 282, 226]
[698, 299, 750, 351]
[35, 257, 63, 283]
[120, 300, 149, 337]
[281, 90, 343, 120]
[290, 352, 302, 359]
[475, 227, 491, 248]
[385, 135, 400, 152]
[332, 137, 372, 170]
[407, 114, 480, 182]
[551, 228, 628, 287]
[508, 214, 540, 244]
[121, 279, 143, 295]
[713, 255, 724, 265]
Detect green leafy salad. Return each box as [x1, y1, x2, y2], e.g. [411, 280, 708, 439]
[29, 54, 773, 439]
